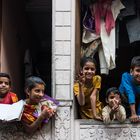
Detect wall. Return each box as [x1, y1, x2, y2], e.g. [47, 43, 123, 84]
[52, 0, 75, 139]
[52, 1, 140, 140]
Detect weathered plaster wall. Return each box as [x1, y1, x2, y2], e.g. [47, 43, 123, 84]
[52, 0, 75, 139]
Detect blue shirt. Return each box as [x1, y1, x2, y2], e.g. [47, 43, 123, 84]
[119, 72, 140, 104]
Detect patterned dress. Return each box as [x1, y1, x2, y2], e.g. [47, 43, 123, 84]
[21, 95, 59, 126]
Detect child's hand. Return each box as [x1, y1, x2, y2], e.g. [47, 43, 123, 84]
[93, 115, 102, 121]
[130, 114, 139, 123]
[110, 99, 119, 113]
[75, 71, 85, 86]
[111, 105, 119, 113]
[41, 106, 55, 119]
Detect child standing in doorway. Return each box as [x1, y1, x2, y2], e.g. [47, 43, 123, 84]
[74, 57, 103, 120]
[0, 72, 18, 104]
[21, 76, 58, 134]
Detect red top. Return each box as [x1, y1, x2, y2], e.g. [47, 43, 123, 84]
[0, 92, 18, 104]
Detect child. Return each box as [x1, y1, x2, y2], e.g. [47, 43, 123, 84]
[0, 72, 18, 104]
[21, 76, 58, 134]
[74, 57, 103, 120]
[119, 56, 140, 123]
[102, 87, 126, 124]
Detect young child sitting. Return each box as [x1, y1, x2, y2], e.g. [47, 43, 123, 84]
[21, 76, 58, 134]
[119, 56, 140, 123]
[74, 57, 103, 120]
[102, 87, 126, 124]
[0, 72, 18, 104]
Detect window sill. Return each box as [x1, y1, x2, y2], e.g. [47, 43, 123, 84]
[75, 119, 137, 125]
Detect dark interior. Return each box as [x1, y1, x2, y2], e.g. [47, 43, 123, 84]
[20, 0, 52, 98]
[99, 20, 140, 105]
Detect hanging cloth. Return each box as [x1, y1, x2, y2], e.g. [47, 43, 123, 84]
[100, 0, 125, 69]
[91, 0, 115, 35]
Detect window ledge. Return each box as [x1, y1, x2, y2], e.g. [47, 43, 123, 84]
[75, 119, 134, 125]
[75, 119, 140, 139]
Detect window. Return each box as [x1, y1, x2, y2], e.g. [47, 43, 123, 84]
[74, 0, 140, 121]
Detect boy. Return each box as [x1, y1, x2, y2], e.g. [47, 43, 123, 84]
[102, 87, 126, 124]
[119, 56, 140, 123]
[0, 72, 18, 104]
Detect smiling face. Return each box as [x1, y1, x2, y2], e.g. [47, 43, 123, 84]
[82, 61, 96, 80]
[27, 83, 45, 104]
[131, 66, 140, 84]
[0, 77, 11, 98]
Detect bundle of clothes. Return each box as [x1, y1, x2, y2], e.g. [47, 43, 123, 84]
[81, 0, 140, 75]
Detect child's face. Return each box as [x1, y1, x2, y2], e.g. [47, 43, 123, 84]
[82, 61, 96, 80]
[131, 66, 140, 84]
[107, 92, 120, 108]
[0, 77, 10, 97]
[28, 83, 45, 104]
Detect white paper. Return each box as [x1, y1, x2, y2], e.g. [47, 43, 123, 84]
[0, 100, 25, 121]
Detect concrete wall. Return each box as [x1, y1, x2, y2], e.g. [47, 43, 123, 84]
[52, 0, 75, 139]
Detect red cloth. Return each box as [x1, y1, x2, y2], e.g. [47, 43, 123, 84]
[91, 0, 115, 35]
[21, 104, 37, 125]
[0, 92, 18, 104]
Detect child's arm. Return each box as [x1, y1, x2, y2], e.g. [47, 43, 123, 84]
[90, 88, 102, 120]
[109, 99, 119, 120]
[116, 105, 126, 123]
[129, 104, 139, 123]
[110, 106, 118, 120]
[76, 83, 85, 106]
[120, 73, 138, 122]
[74, 72, 85, 106]
[22, 108, 54, 134]
[102, 106, 112, 124]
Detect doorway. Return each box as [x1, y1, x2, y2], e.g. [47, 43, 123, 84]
[75, 0, 140, 117]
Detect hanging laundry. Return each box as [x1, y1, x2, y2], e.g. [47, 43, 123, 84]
[119, 0, 140, 44]
[82, 0, 125, 73]
[91, 0, 115, 35]
[126, 12, 140, 44]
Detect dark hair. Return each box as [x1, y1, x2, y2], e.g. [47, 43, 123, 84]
[106, 87, 120, 100]
[24, 76, 46, 91]
[0, 72, 11, 85]
[131, 56, 140, 69]
[80, 57, 97, 68]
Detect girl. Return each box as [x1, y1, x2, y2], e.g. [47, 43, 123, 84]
[21, 76, 58, 134]
[74, 57, 103, 120]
